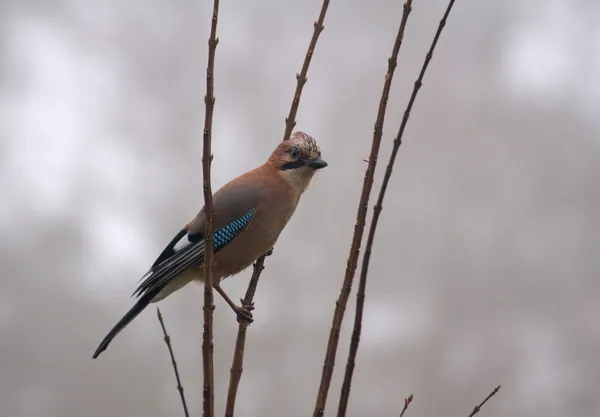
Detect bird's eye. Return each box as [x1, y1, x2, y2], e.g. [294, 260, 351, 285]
[289, 148, 299, 159]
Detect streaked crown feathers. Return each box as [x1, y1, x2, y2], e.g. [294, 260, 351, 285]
[269, 131, 321, 163]
[288, 131, 321, 159]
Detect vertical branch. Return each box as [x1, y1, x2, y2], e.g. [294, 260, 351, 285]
[312, 2, 407, 415]
[340, 2, 458, 415]
[224, 256, 266, 417]
[225, 0, 331, 414]
[468, 385, 501, 417]
[201, 1, 220, 417]
[315, 1, 460, 415]
[312, 82, 376, 416]
[362, 0, 460, 349]
[157, 308, 190, 417]
[336, 2, 413, 416]
[379, 0, 459, 198]
[282, 0, 330, 142]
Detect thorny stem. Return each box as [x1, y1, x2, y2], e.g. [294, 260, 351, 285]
[338, 1, 459, 414]
[156, 308, 190, 417]
[336, 2, 414, 416]
[224, 256, 266, 417]
[225, 0, 330, 413]
[201, 1, 220, 417]
[399, 394, 414, 417]
[378, 0, 459, 218]
[282, 0, 330, 142]
[311, 2, 417, 416]
[468, 385, 501, 417]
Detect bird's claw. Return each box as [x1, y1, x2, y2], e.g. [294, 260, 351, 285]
[234, 305, 254, 324]
[239, 298, 255, 311]
[265, 248, 274, 257]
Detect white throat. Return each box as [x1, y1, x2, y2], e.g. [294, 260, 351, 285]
[279, 166, 316, 196]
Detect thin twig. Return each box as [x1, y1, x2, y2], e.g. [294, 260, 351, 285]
[282, 0, 330, 142]
[156, 308, 190, 417]
[399, 394, 414, 417]
[311, 8, 408, 417]
[374, 0, 460, 232]
[336, 3, 414, 416]
[337, 1, 459, 414]
[224, 256, 266, 417]
[468, 385, 501, 417]
[224, 1, 331, 414]
[201, 1, 220, 417]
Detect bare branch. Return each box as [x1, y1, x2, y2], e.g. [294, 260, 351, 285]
[282, 0, 331, 142]
[399, 394, 414, 417]
[201, 1, 220, 416]
[156, 308, 190, 417]
[224, 255, 266, 417]
[468, 385, 501, 417]
[377, 0, 459, 212]
[224, 0, 331, 413]
[336, 3, 414, 416]
[310, 3, 420, 416]
[335, 0, 459, 414]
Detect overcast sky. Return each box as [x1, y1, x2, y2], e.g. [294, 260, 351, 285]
[1, 1, 599, 416]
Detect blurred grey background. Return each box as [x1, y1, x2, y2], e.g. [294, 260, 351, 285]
[1, 0, 599, 416]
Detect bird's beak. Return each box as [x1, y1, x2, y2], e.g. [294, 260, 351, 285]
[306, 157, 328, 169]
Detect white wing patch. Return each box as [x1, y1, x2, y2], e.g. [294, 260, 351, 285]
[173, 233, 193, 252]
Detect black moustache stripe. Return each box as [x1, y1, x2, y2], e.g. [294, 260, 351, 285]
[281, 160, 306, 170]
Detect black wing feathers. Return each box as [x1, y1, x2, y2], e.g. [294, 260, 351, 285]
[132, 238, 206, 298]
[93, 183, 262, 358]
[152, 228, 195, 268]
[92, 291, 157, 358]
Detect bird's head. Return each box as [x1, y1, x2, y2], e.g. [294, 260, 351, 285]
[269, 131, 327, 193]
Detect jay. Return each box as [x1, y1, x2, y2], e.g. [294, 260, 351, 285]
[92, 131, 327, 358]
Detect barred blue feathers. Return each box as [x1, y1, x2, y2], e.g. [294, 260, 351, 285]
[213, 207, 256, 249]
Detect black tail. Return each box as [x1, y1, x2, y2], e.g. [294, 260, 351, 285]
[92, 291, 156, 359]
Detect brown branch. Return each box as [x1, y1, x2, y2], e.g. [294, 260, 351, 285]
[224, 0, 331, 414]
[201, 1, 220, 417]
[336, 3, 414, 416]
[468, 385, 501, 417]
[311, 6, 412, 417]
[335, 0, 459, 414]
[399, 394, 414, 417]
[156, 308, 190, 417]
[224, 255, 266, 417]
[282, 0, 330, 142]
[376, 0, 459, 220]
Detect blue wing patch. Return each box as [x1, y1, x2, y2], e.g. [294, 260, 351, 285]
[133, 207, 256, 299]
[213, 207, 256, 249]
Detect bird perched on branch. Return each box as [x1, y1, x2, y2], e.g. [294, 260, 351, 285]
[92, 131, 327, 358]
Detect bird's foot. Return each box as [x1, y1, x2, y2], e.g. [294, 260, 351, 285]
[234, 300, 255, 324]
[265, 247, 274, 257]
[240, 298, 256, 311]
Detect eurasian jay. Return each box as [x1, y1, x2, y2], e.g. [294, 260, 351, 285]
[92, 131, 327, 358]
